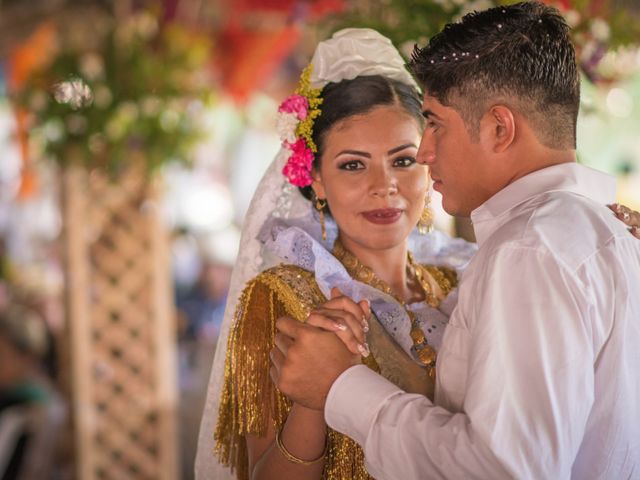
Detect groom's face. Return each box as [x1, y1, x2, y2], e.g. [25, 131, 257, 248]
[416, 94, 495, 217]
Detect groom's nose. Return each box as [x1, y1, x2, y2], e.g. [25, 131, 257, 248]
[416, 130, 436, 165]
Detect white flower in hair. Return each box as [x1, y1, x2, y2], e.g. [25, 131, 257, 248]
[276, 111, 299, 144]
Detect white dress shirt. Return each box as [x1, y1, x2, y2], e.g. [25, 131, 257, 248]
[325, 163, 640, 479]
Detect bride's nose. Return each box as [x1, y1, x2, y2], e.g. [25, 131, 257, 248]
[368, 166, 398, 197]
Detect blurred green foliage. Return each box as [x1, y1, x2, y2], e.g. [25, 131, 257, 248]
[13, 11, 213, 177]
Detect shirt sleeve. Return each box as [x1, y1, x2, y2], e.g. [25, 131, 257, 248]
[325, 246, 595, 480]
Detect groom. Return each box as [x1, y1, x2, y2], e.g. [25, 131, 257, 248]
[271, 2, 640, 478]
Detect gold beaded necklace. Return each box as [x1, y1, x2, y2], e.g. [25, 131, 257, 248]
[332, 240, 443, 380]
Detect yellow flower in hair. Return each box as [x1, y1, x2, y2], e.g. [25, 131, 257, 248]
[294, 64, 323, 153]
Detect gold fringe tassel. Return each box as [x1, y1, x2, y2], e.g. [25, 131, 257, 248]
[214, 265, 383, 479]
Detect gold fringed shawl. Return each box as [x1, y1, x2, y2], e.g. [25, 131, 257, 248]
[214, 263, 457, 479]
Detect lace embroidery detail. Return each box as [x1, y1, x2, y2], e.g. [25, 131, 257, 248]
[261, 225, 464, 362]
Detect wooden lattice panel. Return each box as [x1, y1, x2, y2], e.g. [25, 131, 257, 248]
[62, 165, 177, 480]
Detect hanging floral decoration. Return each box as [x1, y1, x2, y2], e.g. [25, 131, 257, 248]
[11, 11, 213, 176]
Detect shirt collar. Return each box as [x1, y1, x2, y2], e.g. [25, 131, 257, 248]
[470, 162, 616, 246]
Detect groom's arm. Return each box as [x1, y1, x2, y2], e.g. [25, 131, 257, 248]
[324, 247, 595, 479]
[325, 366, 510, 479]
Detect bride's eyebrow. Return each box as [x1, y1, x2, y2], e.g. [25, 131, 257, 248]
[334, 143, 417, 159]
[388, 143, 417, 155]
[334, 150, 371, 158]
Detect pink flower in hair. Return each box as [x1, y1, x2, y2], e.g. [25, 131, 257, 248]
[278, 94, 309, 120]
[276, 66, 322, 187]
[282, 139, 314, 187]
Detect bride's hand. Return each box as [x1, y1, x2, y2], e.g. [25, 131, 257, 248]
[305, 287, 371, 357]
[609, 203, 640, 239]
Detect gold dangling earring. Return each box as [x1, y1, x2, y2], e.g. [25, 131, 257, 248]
[315, 197, 328, 241]
[417, 191, 433, 235]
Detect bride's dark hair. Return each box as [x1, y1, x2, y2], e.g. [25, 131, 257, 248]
[298, 75, 424, 201]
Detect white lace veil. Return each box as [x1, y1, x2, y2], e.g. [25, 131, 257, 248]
[194, 28, 419, 479]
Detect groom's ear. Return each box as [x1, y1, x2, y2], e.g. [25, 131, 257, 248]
[311, 169, 326, 199]
[482, 105, 516, 154]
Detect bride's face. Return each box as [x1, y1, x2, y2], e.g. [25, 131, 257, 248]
[312, 105, 427, 252]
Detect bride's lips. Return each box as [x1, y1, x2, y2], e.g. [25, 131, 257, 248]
[361, 208, 403, 225]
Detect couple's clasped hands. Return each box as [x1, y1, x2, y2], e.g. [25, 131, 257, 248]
[270, 288, 371, 410]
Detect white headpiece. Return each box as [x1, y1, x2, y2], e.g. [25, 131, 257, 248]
[310, 28, 418, 90]
[195, 28, 418, 479]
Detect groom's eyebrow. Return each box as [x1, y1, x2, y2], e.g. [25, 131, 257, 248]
[422, 109, 441, 120]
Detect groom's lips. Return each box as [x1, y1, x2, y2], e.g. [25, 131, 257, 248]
[362, 208, 403, 225]
[431, 176, 443, 192]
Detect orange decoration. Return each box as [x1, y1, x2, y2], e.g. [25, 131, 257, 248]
[218, 24, 301, 103]
[217, 0, 344, 103]
[7, 22, 57, 200]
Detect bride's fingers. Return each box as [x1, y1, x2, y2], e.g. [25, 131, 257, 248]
[609, 203, 640, 228]
[358, 299, 371, 323]
[306, 310, 368, 356]
[315, 308, 369, 357]
[326, 288, 370, 332]
[305, 311, 349, 333]
[320, 300, 369, 333]
[628, 211, 640, 228]
[311, 307, 365, 344]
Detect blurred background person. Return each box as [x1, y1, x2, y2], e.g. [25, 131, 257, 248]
[174, 231, 233, 479]
[0, 297, 65, 480]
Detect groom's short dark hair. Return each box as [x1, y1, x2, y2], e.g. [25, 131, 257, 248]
[409, 1, 580, 149]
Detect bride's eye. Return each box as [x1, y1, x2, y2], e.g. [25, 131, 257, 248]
[393, 156, 416, 167]
[338, 160, 365, 171]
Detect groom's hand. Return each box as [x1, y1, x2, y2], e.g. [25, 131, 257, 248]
[270, 316, 361, 410]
